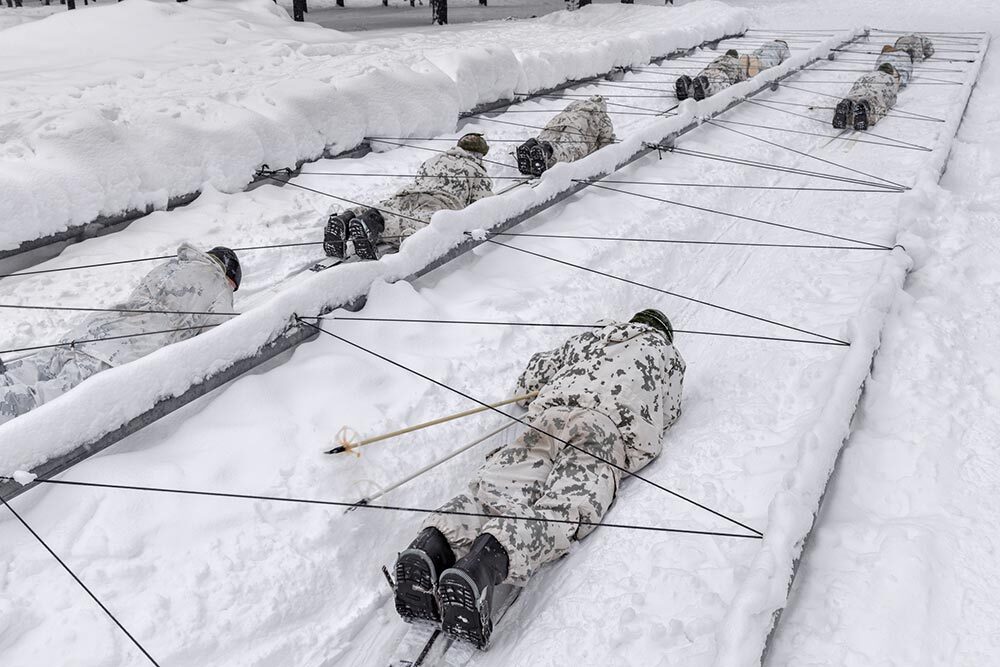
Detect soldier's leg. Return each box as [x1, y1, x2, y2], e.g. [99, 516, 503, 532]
[377, 195, 433, 250]
[31, 352, 111, 407]
[480, 409, 624, 584]
[0, 372, 37, 425]
[347, 207, 386, 261]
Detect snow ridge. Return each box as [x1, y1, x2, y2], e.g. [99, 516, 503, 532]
[0, 28, 863, 485]
[710, 33, 991, 667]
[0, 0, 749, 253]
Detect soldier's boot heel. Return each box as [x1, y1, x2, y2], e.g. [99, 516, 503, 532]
[393, 527, 455, 624]
[832, 99, 853, 129]
[853, 101, 870, 131]
[674, 75, 692, 101]
[692, 75, 709, 101]
[348, 218, 381, 261]
[323, 214, 349, 258]
[439, 533, 508, 650]
[516, 138, 539, 176]
[527, 143, 549, 178]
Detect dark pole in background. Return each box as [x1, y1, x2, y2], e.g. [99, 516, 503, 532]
[431, 0, 446, 24]
[293, 0, 306, 21]
[67, 0, 75, 10]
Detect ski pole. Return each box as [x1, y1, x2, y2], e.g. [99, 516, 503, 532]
[345, 421, 518, 512]
[325, 391, 537, 455]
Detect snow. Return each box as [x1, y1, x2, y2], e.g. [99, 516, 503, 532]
[2, 2, 999, 666]
[11, 470, 36, 486]
[0, 0, 749, 252]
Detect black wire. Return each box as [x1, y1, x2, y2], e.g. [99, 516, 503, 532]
[711, 116, 932, 152]
[777, 82, 948, 121]
[745, 98, 946, 122]
[747, 99, 936, 150]
[488, 230, 890, 250]
[307, 315, 854, 347]
[0, 495, 160, 666]
[668, 146, 903, 190]
[575, 176, 899, 193]
[0, 303, 238, 317]
[364, 138, 519, 170]
[787, 79, 963, 86]
[0, 241, 323, 280]
[577, 180, 892, 249]
[0, 477, 761, 540]
[264, 175, 433, 228]
[479, 238, 850, 345]
[297, 319, 764, 536]
[467, 116, 618, 142]
[1, 324, 223, 356]
[705, 120, 910, 190]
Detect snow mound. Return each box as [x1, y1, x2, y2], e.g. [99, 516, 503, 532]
[0, 0, 749, 252]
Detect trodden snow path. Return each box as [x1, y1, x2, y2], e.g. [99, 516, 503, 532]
[0, 25, 988, 667]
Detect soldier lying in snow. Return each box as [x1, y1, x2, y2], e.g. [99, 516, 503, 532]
[390, 309, 686, 649]
[894, 33, 935, 62]
[833, 62, 902, 131]
[0, 244, 240, 425]
[323, 133, 494, 261]
[675, 41, 790, 101]
[515, 95, 616, 177]
[875, 44, 914, 87]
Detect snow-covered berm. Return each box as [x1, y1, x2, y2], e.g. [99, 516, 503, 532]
[0, 0, 748, 252]
[0, 28, 859, 479]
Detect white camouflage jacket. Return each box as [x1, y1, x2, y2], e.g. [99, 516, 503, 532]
[69, 243, 235, 367]
[391, 147, 493, 212]
[875, 50, 914, 86]
[515, 322, 686, 474]
[741, 41, 791, 77]
[537, 95, 616, 166]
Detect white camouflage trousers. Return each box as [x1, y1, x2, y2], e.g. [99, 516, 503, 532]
[0, 349, 111, 425]
[424, 406, 625, 585]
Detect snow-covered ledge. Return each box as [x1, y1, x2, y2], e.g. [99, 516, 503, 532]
[0, 0, 749, 253]
[710, 33, 991, 667]
[0, 28, 865, 483]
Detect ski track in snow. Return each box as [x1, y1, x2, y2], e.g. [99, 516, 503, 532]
[0, 2, 996, 667]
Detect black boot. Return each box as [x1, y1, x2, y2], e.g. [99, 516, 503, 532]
[323, 212, 352, 258]
[348, 209, 385, 261]
[692, 75, 710, 101]
[853, 100, 871, 131]
[394, 527, 456, 624]
[674, 74, 692, 101]
[833, 99, 854, 130]
[438, 532, 509, 650]
[515, 138, 539, 176]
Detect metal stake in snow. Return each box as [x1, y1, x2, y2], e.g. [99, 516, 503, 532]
[326, 391, 537, 455]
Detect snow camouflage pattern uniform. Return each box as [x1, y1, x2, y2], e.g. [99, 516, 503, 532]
[875, 47, 914, 87]
[536, 96, 616, 167]
[423, 321, 686, 584]
[342, 147, 493, 249]
[0, 243, 234, 425]
[894, 34, 935, 62]
[740, 40, 791, 77]
[696, 52, 747, 98]
[844, 68, 901, 127]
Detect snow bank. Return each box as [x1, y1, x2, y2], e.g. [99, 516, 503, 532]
[0, 0, 749, 252]
[709, 35, 990, 667]
[0, 27, 859, 480]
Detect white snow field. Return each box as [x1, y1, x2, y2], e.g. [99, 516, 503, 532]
[0, 0, 747, 252]
[1, 2, 999, 667]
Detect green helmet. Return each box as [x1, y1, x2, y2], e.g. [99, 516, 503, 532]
[630, 309, 674, 343]
[457, 133, 489, 156]
[725, 49, 739, 58]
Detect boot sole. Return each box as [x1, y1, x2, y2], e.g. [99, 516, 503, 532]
[348, 219, 380, 260]
[692, 78, 707, 101]
[674, 76, 690, 101]
[439, 569, 492, 650]
[515, 143, 535, 177]
[526, 145, 548, 177]
[832, 100, 852, 129]
[394, 550, 441, 623]
[323, 218, 347, 258]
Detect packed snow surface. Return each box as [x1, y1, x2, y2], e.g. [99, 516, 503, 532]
[1, 1, 998, 667]
[0, 0, 748, 252]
